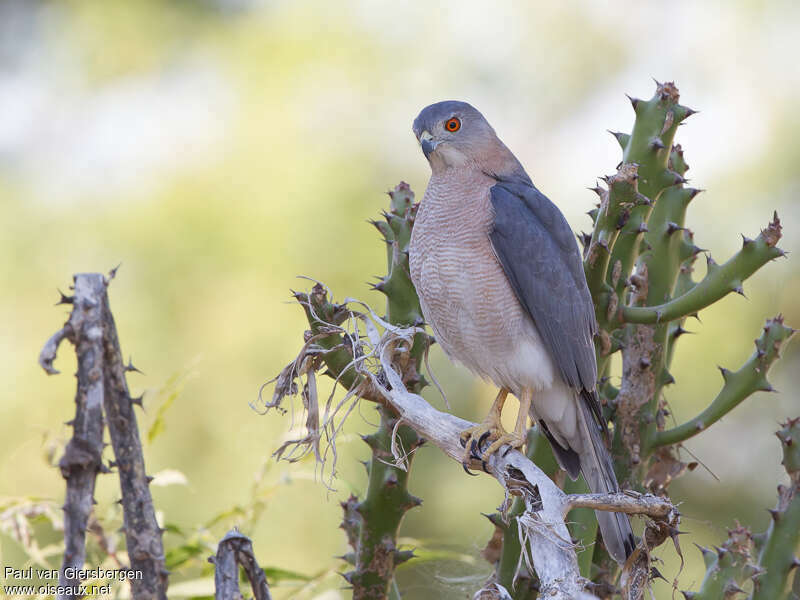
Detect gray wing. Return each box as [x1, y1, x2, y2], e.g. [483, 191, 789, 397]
[489, 179, 598, 394]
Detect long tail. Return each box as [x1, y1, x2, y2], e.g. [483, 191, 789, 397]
[575, 395, 635, 563]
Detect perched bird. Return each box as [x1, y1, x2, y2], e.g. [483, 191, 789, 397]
[408, 100, 634, 563]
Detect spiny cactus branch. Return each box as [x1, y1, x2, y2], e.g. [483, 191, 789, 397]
[752, 417, 800, 600]
[621, 213, 783, 325]
[682, 525, 756, 600]
[651, 316, 794, 448]
[345, 406, 422, 599]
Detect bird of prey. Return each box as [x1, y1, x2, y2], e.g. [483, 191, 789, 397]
[408, 100, 634, 563]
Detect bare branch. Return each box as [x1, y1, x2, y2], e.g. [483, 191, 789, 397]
[46, 275, 106, 600]
[97, 275, 168, 599]
[267, 292, 683, 599]
[39, 325, 70, 375]
[564, 492, 674, 519]
[43, 273, 168, 599]
[212, 529, 272, 600]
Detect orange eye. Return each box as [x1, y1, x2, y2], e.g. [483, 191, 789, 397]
[445, 117, 461, 132]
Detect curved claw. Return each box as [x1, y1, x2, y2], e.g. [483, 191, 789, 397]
[470, 439, 483, 460]
[462, 461, 479, 476]
[478, 430, 492, 448]
[459, 435, 468, 448]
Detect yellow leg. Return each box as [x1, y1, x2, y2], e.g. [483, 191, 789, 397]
[482, 387, 531, 459]
[459, 389, 508, 447]
[459, 388, 530, 473]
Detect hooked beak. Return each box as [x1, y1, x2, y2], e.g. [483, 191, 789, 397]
[419, 130, 437, 160]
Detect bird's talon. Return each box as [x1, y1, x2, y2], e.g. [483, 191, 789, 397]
[459, 435, 467, 448]
[462, 461, 479, 476]
[478, 430, 492, 447]
[502, 445, 513, 458]
[481, 459, 489, 473]
[470, 438, 481, 457]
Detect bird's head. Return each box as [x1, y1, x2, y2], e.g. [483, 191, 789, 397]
[412, 101, 500, 172]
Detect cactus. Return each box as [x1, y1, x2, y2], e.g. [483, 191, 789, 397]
[652, 317, 794, 448]
[682, 525, 756, 599]
[342, 406, 423, 599]
[295, 183, 429, 598]
[573, 79, 792, 588]
[681, 418, 800, 600]
[751, 417, 800, 599]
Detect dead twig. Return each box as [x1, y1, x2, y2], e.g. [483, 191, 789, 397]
[40, 273, 168, 600]
[211, 529, 272, 600]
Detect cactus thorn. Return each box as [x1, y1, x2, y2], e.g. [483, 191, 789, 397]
[733, 284, 745, 297]
[695, 543, 713, 556]
[726, 583, 746, 595]
[767, 508, 780, 521]
[130, 394, 144, 407]
[588, 184, 604, 196]
[626, 94, 641, 111]
[650, 136, 666, 150]
[666, 222, 685, 235]
[637, 222, 649, 233]
[673, 325, 691, 338]
[124, 357, 143, 374]
[706, 254, 717, 267]
[56, 289, 74, 305]
[681, 592, 697, 600]
[339, 571, 355, 584]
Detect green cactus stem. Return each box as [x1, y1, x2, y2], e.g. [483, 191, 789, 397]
[344, 183, 427, 599]
[682, 525, 755, 599]
[344, 406, 422, 599]
[621, 213, 784, 325]
[606, 81, 694, 310]
[292, 184, 427, 598]
[584, 162, 644, 362]
[651, 316, 794, 448]
[752, 417, 800, 600]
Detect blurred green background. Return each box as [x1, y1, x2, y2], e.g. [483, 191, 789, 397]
[2, 1, 799, 598]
